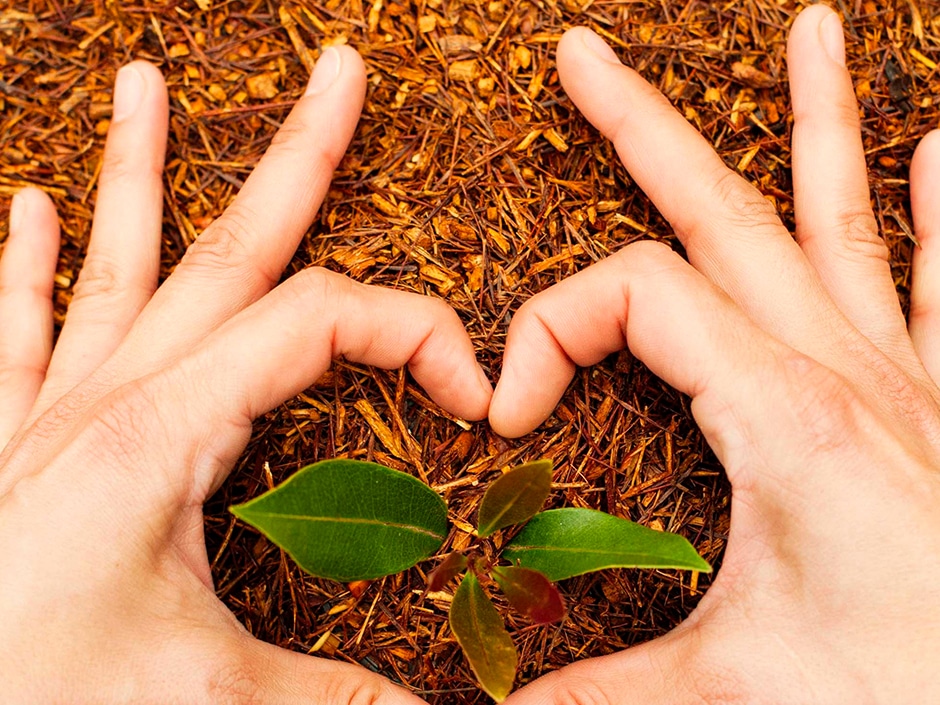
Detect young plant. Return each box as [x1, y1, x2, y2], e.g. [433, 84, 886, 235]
[231, 458, 711, 702]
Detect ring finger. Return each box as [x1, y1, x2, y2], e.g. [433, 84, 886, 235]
[0, 189, 60, 448]
[31, 62, 168, 416]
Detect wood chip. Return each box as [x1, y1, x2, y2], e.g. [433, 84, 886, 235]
[246, 73, 279, 99]
[731, 61, 776, 89]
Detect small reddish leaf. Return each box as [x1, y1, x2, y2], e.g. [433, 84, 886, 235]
[492, 565, 565, 624]
[449, 573, 517, 702]
[477, 459, 552, 538]
[427, 552, 468, 592]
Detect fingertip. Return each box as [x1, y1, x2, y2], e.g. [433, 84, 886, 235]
[912, 129, 940, 247]
[466, 363, 495, 421]
[335, 45, 368, 112]
[912, 129, 940, 184]
[241, 637, 428, 705]
[332, 44, 367, 80]
[789, 1, 841, 58]
[13, 185, 57, 212]
[556, 27, 622, 95]
[787, 4, 844, 71]
[111, 61, 168, 124]
[488, 397, 536, 439]
[488, 351, 572, 439]
[791, 3, 838, 35]
[558, 27, 620, 68]
[123, 59, 167, 89]
[8, 187, 60, 247]
[309, 44, 367, 105]
[410, 344, 493, 422]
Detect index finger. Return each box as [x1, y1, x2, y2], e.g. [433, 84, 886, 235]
[141, 269, 491, 502]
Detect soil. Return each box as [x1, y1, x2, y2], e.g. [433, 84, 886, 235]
[1, 1, 937, 701]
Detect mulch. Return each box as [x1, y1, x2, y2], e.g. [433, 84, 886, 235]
[1, 1, 937, 701]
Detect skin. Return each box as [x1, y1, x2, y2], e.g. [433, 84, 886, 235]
[490, 6, 940, 704]
[0, 5, 938, 704]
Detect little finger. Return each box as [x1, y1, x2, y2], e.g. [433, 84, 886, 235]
[910, 130, 940, 383]
[0, 189, 59, 448]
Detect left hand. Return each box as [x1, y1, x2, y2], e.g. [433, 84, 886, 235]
[0, 48, 490, 703]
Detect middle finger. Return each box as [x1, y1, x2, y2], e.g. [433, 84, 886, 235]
[112, 47, 367, 377]
[554, 28, 906, 394]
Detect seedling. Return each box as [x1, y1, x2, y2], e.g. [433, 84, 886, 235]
[231, 458, 711, 701]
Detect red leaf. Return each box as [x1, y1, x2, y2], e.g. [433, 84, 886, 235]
[477, 459, 553, 537]
[492, 565, 565, 624]
[427, 552, 468, 592]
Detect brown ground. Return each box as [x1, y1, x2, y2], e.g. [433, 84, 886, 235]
[1, 0, 938, 701]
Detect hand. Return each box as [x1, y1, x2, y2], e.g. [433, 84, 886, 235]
[490, 6, 940, 703]
[0, 48, 491, 703]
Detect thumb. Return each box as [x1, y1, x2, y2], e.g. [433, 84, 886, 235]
[503, 634, 696, 705]
[238, 637, 427, 705]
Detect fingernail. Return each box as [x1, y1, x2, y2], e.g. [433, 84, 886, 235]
[580, 29, 621, 65]
[818, 12, 846, 67]
[305, 47, 341, 96]
[9, 191, 25, 232]
[112, 65, 145, 121]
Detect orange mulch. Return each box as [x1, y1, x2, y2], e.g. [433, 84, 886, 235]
[1, 1, 938, 701]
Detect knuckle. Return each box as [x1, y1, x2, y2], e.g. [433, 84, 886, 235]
[908, 297, 933, 329]
[510, 291, 545, 329]
[704, 170, 782, 235]
[268, 114, 346, 172]
[534, 670, 616, 705]
[203, 657, 264, 705]
[182, 205, 278, 290]
[795, 97, 861, 136]
[322, 675, 395, 705]
[72, 255, 130, 303]
[612, 240, 686, 280]
[98, 143, 162, 191]
[292, 265, 351, 303]
[834, 208, 888, 261]
[617, 238, 675, 262]
[687, 671, 751, 705]
[781, 354, 867, 457]
[0, 360, 45, 389]
[422, 292, 459, 322]
[80, 380, 159, 463]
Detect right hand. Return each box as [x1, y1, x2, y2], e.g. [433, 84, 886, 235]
[490, 9, 940, 704]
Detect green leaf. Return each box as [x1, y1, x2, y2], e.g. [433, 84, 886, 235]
[427, 552, 468, 592]
[492, 565, 565, 624]
[230, 459, 447, 582]
[502, 508, 712, 581]
[477, 459, 553, 538]
[450, 573, 517, 702]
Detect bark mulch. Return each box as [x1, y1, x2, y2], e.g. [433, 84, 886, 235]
[1, 1, 937, 701]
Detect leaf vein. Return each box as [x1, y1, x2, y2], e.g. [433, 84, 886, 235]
[244, 512, 445, 539]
